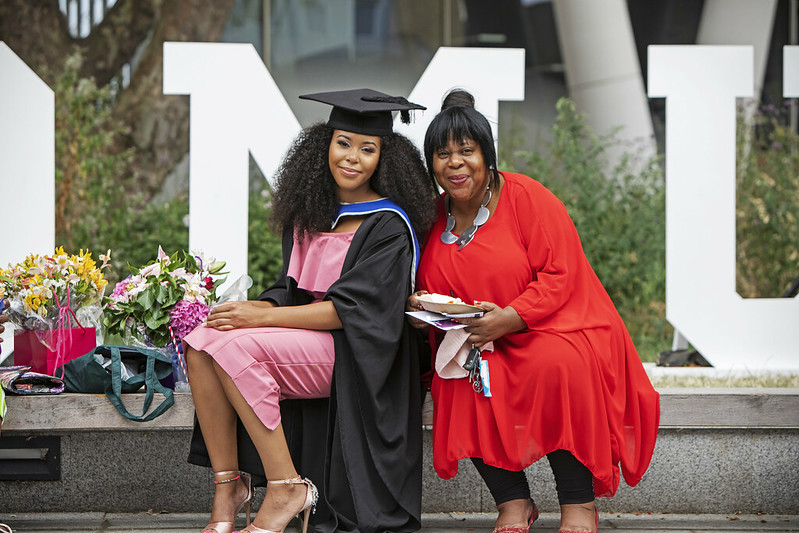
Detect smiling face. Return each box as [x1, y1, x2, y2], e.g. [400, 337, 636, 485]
[328, 129, 382, 203]
[432, 137, 489, 206]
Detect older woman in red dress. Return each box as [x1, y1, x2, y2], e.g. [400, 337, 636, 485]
[409, 89, 659, 533]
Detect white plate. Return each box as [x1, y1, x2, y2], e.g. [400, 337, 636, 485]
[417, 294, 483, 315]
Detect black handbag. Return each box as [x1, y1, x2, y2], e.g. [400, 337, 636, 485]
[57, 344, 175, 422]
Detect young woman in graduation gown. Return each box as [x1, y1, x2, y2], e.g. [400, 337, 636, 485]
[408, 90, 660, 533]
[183, 89, 438, 533]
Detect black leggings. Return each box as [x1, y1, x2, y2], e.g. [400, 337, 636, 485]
[471, 450, 594, 506]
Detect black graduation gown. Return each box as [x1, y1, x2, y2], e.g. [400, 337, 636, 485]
[188, 211, 424, 533]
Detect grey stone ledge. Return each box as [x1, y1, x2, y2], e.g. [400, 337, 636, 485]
[3, 388, 799, 433]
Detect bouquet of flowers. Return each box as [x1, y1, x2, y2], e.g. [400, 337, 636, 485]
[104, 247, 226, 351]
[0, 247, 109, 331]
[0, 247, 110, 376]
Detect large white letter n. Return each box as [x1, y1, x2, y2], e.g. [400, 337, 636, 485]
[648, 45, 799, 371]
[163, 42, 300, 285]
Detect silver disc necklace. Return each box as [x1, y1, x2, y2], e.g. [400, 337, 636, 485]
[440, 187, 492, 250]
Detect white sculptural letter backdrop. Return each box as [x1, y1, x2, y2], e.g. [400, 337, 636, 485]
[0, 43, 55, 261]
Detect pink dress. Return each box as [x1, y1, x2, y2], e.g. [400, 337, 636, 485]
[183, 232, 354, 430]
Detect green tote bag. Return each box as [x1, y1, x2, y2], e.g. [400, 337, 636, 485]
[58, 344, 175, 422]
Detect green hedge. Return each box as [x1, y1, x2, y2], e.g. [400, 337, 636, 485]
[735, 103, 799, 298]
[503, 99, 669, 359]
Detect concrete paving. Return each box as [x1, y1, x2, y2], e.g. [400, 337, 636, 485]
[0, 512, 797, 533]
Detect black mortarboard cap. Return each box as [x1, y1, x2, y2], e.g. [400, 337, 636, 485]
[299, 88, 425, 136]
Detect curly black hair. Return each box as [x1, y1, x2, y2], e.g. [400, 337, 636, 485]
[271, 122, 439, 239]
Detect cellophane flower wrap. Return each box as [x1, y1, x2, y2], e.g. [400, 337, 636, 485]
[103, 247, 226, 350]
[0, 247, 110, 332]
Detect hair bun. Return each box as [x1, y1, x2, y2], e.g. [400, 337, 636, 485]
[441, 89, 475, 110]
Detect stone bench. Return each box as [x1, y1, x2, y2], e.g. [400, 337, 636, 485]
[1, 389, 798, 515]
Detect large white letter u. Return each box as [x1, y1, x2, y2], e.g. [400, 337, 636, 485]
[649, 45, 799, 371]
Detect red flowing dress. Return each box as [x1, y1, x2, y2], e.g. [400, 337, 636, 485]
[416, 172, 660, 497]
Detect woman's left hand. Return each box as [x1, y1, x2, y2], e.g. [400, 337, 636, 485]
[457, 301, 525, 348]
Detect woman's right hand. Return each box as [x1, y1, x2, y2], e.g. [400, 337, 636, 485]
[456, 301, 526, 348]
[406, 290, 430, 329]
[205, 300, 276, 331]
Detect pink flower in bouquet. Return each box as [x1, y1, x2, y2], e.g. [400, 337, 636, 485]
[139, 262, 162, 279]
[157, 246, 171, 264]
[110, 276, 132, 300]
[107, 275, 149, 308]
[170, 298, 211, 339]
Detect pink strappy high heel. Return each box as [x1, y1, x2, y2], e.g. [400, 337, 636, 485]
[237, 476, 318, 533]
[201, 470, 253, 533]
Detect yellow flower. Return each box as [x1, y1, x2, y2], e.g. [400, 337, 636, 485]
[24, 293, 43, 312]
[4, 246, 110, 318]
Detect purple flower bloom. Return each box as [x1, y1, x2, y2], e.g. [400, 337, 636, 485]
[170, 298, 210, 339]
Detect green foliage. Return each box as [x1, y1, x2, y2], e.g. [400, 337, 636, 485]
[100, 178, 284, 299]
[247, 181, 284, 299]
[110, 199, 190, 285]
[52, 51, 136, 265]
[51, 50, 197, 287]
[506, 98, 670, 360]
[736, 103, 799, 298]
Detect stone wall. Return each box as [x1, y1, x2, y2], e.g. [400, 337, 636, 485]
[1, 390, 797, 514]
